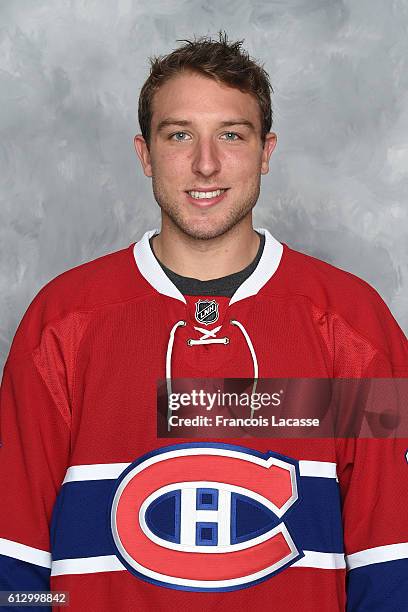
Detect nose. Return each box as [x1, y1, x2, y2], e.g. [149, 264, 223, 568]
[191, 137, 221, 177]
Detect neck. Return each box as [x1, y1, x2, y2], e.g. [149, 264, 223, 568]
[151, 214, 260, 280]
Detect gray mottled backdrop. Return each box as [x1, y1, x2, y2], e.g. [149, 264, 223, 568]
[1, 0, 407, 370]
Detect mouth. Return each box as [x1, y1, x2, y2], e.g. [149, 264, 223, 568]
[185, 188, 229, 207]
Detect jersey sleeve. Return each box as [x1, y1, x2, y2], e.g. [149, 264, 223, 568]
[0, 348, 70, 606]
[338, 353, 408, 611]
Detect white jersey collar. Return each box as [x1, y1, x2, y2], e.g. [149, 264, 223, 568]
[133, 228, 283, 305]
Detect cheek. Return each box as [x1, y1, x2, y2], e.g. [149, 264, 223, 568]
[152, 145, 262, 180]
[225, 149, 261, 176]
[155, 150, 189, 176]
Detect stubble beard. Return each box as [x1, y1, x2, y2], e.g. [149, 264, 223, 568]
[151, 176, 261, 240]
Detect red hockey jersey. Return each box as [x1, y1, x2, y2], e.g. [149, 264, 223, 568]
[1, 228, 407, 611]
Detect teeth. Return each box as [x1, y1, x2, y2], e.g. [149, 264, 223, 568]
[188, 189, 225, 199]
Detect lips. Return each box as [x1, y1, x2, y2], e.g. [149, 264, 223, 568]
[185, 188, 229, 208]
[188, 188, 226, 199]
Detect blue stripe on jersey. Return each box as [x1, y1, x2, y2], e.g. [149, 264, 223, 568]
[50, 476, 344, 560]
[0, 555, 51, 611]
[347, 558, 408, 611]
[289, 477, 344, 553]
[50, 480, 115, 558]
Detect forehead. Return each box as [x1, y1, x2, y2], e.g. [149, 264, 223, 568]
[151, 71, 261, 130]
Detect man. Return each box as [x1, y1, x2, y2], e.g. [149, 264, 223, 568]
[0, 32, 407, 611]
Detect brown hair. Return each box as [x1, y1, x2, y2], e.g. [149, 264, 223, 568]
[138, 31, 273, 148]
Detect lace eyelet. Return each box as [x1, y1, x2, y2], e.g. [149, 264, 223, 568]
[224, 337, 230, 345]
[187, 339, 193, 346]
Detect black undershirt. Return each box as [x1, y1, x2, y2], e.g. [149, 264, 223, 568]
[149, 232, 265, 297]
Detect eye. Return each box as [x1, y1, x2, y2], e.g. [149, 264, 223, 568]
[221, 132, 241, 141]
[170, 131, 191, 142]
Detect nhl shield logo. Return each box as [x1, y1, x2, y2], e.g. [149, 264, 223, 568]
[109, 443, 303, 592]
[195, 299, 219, 325]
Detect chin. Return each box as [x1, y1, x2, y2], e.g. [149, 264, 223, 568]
[159, 198, 256, 241]
[185, 229, 225, 240]
[176, 219, 239, 241]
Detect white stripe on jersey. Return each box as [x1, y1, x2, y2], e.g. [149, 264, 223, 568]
[50, 550, 346, 576]
[62, 459, 338, 484]
[0, 538, 51, 568]
[346, 542, 408, 570]
[298, 460, 338, 479]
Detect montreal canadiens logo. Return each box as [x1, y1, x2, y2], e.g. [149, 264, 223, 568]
[109, 443, 303, 591]
[195, 299, 219, 325]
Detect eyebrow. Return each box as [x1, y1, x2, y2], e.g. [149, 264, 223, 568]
[156, 118, 257, 132]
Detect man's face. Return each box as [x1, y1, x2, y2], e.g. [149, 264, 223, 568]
[135, 71, 277, 240]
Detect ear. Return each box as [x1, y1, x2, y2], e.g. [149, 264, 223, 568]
[134, 134, 153, 177]
[261, 132, 277, 175]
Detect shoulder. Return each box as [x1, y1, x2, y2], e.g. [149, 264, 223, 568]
[8, 242, 151, 355]
[263, 243, 408, 371]
[276, 244, 385, 307]
[267, 243, 393, 312]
